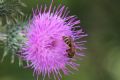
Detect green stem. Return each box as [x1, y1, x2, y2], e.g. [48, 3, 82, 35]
[0, 17, 2, 27]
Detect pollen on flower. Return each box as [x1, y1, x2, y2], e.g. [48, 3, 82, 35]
[21, 1, 87, 80]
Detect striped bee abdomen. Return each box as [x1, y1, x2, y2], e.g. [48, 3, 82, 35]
[63, 36, 75, 58]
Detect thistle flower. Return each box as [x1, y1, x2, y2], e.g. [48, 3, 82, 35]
[21, 2, 87, 80]
[0, 0, 26, 27]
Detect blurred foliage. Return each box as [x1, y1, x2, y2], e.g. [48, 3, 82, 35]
[0, 0, 26, 30]
[0, 0, 120, 80]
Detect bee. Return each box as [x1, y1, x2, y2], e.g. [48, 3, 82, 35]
[63, 36, 76, 58]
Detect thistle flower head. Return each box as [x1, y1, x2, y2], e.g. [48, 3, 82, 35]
[21, 2, 87, 80]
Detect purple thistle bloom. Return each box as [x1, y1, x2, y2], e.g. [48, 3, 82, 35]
[21, 1, 87, 80]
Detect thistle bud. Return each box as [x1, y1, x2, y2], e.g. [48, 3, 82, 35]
[1, 19, 28, 66]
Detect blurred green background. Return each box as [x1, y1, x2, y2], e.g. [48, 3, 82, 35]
[0, 0, 120, 80]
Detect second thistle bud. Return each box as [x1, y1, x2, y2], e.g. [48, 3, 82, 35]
[1, 21, 27, 66]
